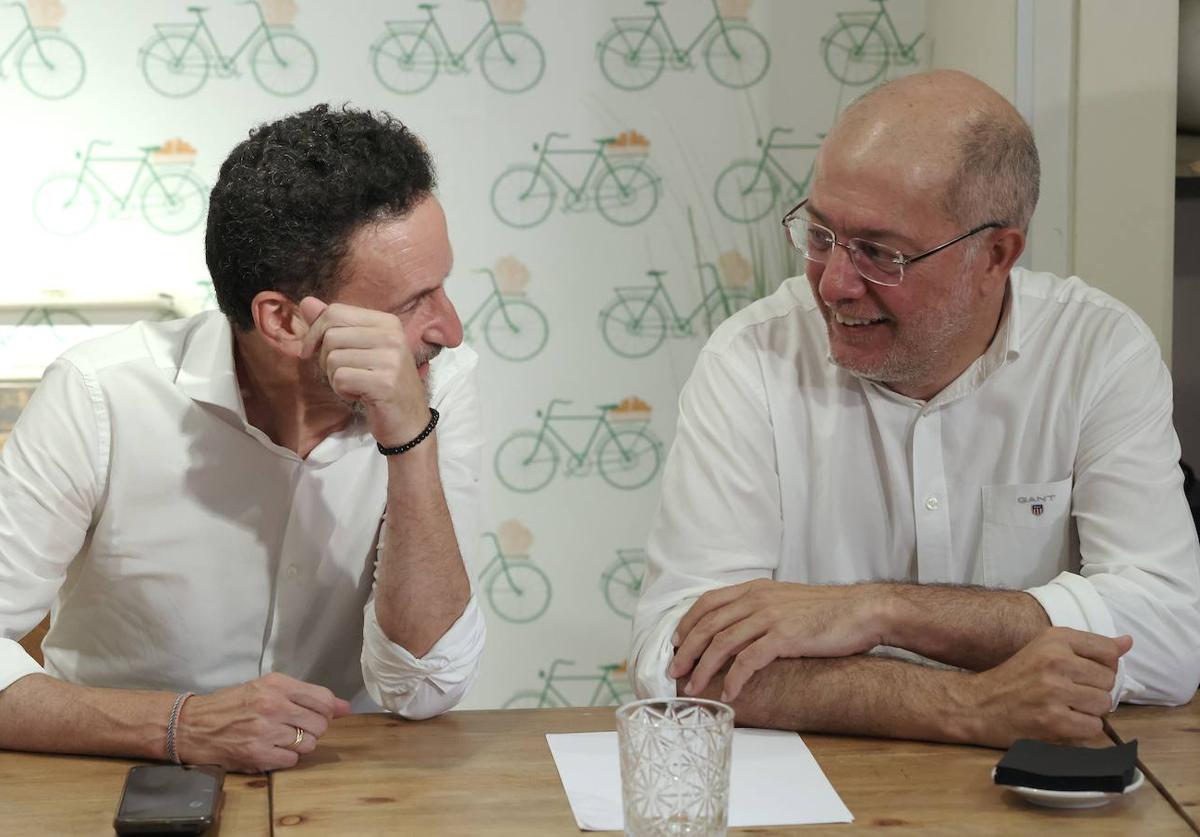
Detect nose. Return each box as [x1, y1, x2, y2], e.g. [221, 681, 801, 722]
[816, 242, 868, 307]
[427, 287, 464, 348]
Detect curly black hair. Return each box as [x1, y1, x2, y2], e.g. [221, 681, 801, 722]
[205, 104, 436, 331]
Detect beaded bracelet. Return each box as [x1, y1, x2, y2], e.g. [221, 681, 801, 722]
[166, 691, 194, 764]
[377, 408, 439, 456]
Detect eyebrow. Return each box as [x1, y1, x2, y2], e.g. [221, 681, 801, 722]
[805, 201, 921, 250]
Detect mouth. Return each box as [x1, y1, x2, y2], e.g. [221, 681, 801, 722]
[829, 309, 890, 330]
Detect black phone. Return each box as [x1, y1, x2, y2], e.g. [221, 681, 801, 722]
[113, 764, 225, 835]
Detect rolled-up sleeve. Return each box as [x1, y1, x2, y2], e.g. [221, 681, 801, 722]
[0, 360, 105, 692]
[630, 344, 782, 699]
[360, 348, 487, 717]
[1027, 337, 1200, 706]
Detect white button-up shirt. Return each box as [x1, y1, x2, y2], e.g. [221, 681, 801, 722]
[0, 311, 486, 719]
[632, 268, 1200, 705]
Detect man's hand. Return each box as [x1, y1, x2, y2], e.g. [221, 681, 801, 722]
[669, 580, 889, 701]
[175, 672, 352, 773]
[297, 297, 429, 447]
[955, 627, 1131, 747]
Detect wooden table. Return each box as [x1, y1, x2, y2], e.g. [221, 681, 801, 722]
[270, 708, 1194, 836]
[0, 751, 269, 836]
[1, 704, 1194, 835]
[1109, 696, 1200, 834]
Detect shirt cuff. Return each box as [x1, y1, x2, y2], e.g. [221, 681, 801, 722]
[0, 639, 46, 693]
[1026, 570, 1125, 708]
[360, 595, 486, 719]
[631, 601, 694, 699]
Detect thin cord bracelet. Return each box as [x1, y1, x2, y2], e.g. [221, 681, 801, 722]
[166, 691, 194, 764]
[377, 408, 439, 456]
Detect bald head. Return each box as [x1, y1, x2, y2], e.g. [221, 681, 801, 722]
[820, 70, 1039, 231]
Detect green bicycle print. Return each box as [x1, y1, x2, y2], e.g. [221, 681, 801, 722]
[821, 0, 923, 87]
[478, 531, 551, 624]
[139, 1, 317, 98]
[599, 266, 753, 359]
[461, 267, 548, 362]
[491, 132, 661, 229]
[495, 398, 662, 493]
[34, 141, 208, 237]
[596, 0, 768, 92]
[601, 548, 646, 620]
[370, 0, 544, 95]
[0, 2, 85, 99]
[0, 305, 90, 350]
[504, 659, 634, 709]
[713, 127, 821, 224]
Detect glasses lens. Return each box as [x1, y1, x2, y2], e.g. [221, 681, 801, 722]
[848, 238, 904, 287]
[786, 218, 835, 262]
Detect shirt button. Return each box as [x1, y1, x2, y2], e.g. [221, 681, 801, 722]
[286, 565, 299, 578]
[925, 496, 940, 511]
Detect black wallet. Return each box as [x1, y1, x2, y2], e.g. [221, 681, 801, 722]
[993, 738, 1138, 793]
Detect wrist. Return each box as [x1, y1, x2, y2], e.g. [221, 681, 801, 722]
[867, 583, 907, 648]
[932, 671, 984, 745]
[375, 406, 437, 452]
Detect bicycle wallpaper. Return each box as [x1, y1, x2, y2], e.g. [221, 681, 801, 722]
[0, 0, 925, 709]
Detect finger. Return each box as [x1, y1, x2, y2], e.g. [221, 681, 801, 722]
[721, 635, 779, 702]
[319, 328, 411, 373]
[262, 747, 302, 772]
[332, 698, 353, 718]
[674, 584, 752, 647]
[298, 296, 328, 326]
[282, 704, 331, 740]
[299, 308, 332, 360]
[325, 348, 399, 376]
[1066, 657, 1118, 692]
[1054, 709, 1104, 744]
[1063, 630, 1125, 670]
[328, 366, 383, 403]
[275, 722, 319, 755]
[1066, 684, 1114, 718]
[287, 682, 342, 720]
[670, 599, 756, 680]
[686, 620, 763, 696]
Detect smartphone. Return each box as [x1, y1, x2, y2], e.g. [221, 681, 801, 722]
[113, 764, 224, 835]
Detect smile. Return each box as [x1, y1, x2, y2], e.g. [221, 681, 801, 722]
[831, 311, 887, 327]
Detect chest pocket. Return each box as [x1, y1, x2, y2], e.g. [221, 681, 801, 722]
[981, 477, 1073, 589]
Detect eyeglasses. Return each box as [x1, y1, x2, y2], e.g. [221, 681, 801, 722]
[781, 199, 1003, 287]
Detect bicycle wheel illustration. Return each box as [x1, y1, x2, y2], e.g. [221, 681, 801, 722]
[251, 32, 317, 96]
[140, 34, 210, 98]
[33, 176, 99, 236]
[713, 160, 779, 223]
[484, 300, 548, 362]
[822, 22, 888, 86]
[17, 35, 85, 99]
[596, 429, 660, 490]
[594, 163, 658, 226]
[703, 24, 769, 89]
[491, 165, 556, 228]
[141, 173, 207, 235]
[479, 29, 545, 93]
[495, 431, 559, 493]
[596, 25, 665, 91]
[485, 562, 552, 623]
[504, 690, 564, 709]
[704, 288, 754, 331]
[602, 558, 646, 619]
[599, 296, 667, 358]
[372, 31, 439, 94]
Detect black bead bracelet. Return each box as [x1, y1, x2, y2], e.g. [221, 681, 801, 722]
[377, 408, 439, 456]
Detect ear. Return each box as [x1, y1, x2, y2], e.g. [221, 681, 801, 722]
[982, 227, 1026, 290]
[249, 291, 307, 359]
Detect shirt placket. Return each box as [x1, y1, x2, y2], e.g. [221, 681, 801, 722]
[912, 407, 952, 583]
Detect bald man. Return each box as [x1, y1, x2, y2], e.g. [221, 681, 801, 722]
[631, 70, 1200, 746]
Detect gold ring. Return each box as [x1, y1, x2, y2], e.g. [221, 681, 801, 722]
[288, 726, 305, 750]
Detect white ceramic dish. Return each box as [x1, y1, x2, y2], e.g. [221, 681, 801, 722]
[992, 766, 1145, 809]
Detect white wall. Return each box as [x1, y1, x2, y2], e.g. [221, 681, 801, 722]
[926, 0, 1179, 357]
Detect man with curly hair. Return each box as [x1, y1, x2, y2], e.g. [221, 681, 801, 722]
[0, 105, 485, 772]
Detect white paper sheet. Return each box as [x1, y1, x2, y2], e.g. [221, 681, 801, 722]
[546, 728, 854, 831]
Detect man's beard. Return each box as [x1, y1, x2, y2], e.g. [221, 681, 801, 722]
[828, 263, 977, 388]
